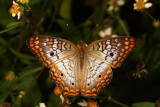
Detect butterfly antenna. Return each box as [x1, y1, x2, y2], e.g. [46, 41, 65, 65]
[85, 24, 99, 41]
[63, 23, 71, 35]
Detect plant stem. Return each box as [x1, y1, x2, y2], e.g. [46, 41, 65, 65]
[108, 96, 130, 107]
[116, 12, 130, 36]
[0, 22, 24, 34]
[144, 11, 155, 21]
[119, 19, 130, 36]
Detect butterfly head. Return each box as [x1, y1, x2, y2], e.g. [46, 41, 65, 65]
[77, 41, 88, 50]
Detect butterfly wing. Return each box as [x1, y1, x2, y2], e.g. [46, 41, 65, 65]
[49, 54, 80, 96]
[86, 37, 136, 68]
[81, 37, 136, 97]
[27, 36, 80, 96]
[81, 54, 113, 97]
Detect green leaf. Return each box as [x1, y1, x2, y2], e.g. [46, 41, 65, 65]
[59, 0, 72, 19]
[9, 48, 36, 60]
[132, 102, 155, 107]
[6, 22, 24, 28]
[0, 93, 9, 103]
[0, 37, 7, 45]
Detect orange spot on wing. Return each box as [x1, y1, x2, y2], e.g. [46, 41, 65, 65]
[113, 61, 118, 65]
[125, 51, 129, 54]
[120, 52, 123, 56]
[104, 74, 109, 79]
[124, 41, 129, 45]
[96, 83, 100, 87]
[91, 93, 97, 97]
[35, 41, 39, 44]
[76, 89, 79, 92]
[37, 53, 40, 57]
[35, 45, 39, 49]
[121, 49, 125, 52]
[102, 43, 107, 49]
[58, 43, 62, 49]
[54, 73, 58, 77]
[105, 78, 110, 83]
[35, 50, 39, 53]
[118, 57, 121, 60]
[130, 38, 135, 41]
[45, 60, 51, 65]
[125, 46, 129, 50]
[86, 90, 91, 93]
[40, 52, 44, 55]
[63, 92, 69, 95]
[29, 44, 34, 47]
[39, 48, 42, 51]
[123, 54, 127, 58]
[29, 37, 34, 41]
[35, 37, 39, 40]
[31, 47, 35, 51]
[91, 88, 96, 93]
[70, 89, 76, 93]
[130, 44, 135, 48]
[125, 37, 129, 41]
[64, 87, 69, 91]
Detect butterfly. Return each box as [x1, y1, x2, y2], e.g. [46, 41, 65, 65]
[27, 36, 136, 97]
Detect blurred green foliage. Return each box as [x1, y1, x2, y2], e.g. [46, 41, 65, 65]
[0, 0, 160, 107]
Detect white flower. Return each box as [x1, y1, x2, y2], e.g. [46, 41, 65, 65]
[60, 95, 64, 103]
[35, 103, 46, 107]
[99, 27, 118, 38]
[9, 1, 23, 20]
[77, 100, 87, 107]
[99, 27, 112, 38]
[133, 0, 152, 10]
[108, 0, 125, 11]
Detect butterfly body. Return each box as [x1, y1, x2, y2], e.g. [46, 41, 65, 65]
[27, 36, 135, 97]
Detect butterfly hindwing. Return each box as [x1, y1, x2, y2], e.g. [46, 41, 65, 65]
[81, 54, 113, 97]
[49, 54, 80, 96]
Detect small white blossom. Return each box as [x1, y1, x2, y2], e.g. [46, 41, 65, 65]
[108, 0, 125, 11]
[99, 27, 112, 38]
[39, 103, 46, 107]
[35, 103, 46, 107]
[77, 100, 87, 107]
[99, 27, 118, 38]
[9, 1, 23, 20]
[60, 95, 64, 103]
[133, 0, 152, 10]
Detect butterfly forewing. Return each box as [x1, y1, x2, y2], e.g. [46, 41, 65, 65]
[86, 37, 136, 68]
[27, 36, 78, 68]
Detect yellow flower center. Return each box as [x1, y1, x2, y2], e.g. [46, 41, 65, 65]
[135, 0, 145, 9]
[9, 4, 20, 14]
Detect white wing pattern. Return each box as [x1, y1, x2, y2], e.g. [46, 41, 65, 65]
[27, 36, 136, 97]
[27, 36, 80, 96]
[81, 54, 112, 97]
